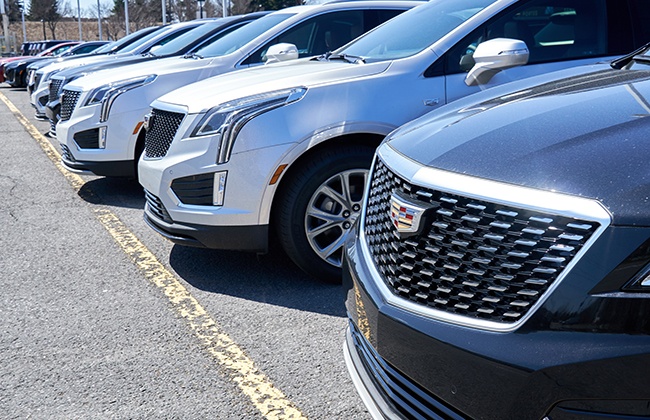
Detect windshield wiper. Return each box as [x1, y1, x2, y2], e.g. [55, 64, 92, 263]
[183, 52, 203, 59]
[313, 51, 365, 64]
[143, 51, 157, 57]
[611, 41, 650, 69]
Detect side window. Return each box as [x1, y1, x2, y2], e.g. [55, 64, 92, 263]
[445, 0, 616, 75]
[242, 9, 403, 66]
[243, 10, 366, 65]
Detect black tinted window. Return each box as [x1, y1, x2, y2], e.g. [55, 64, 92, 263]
[446, 0, 625, 74]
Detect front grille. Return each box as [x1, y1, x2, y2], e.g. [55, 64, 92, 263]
[73, 128, 99, 149]
[34, 73, 42, 90]
[49, 78, 64, 102]
[60, 89, 81, 121]
[350, 321, 466, 420]
[144, 189, 172, 223]
[144, 108, 185, 158]
[364, 159, 599, 324]
[171, 173, 214, 205]
[60, 144, 74, 162]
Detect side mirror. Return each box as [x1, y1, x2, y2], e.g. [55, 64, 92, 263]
[148, 45, 163, 55]
[465, 38, 529, 86]
[265, 43, 299, 64]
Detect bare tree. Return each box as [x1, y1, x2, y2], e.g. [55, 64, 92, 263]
[28, 0, 69, 39]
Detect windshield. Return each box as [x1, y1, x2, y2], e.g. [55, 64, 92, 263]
[109, 26, 162, 53]
[92, 42, 115, 54]
[339, 0, 497, 61]
[152, 22, 219, 56]
[194, 13, 294, 58]
[119, 27, 173, 53]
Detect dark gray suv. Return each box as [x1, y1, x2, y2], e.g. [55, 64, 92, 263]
[344, 45, 650, 420]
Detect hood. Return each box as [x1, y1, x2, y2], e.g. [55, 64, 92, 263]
[154, 58, 391, 113]
[38, 54, 123, 75]
[67, 54, 229, 91]
[386, 63, 650, 226]
[55, 55, 151, 81]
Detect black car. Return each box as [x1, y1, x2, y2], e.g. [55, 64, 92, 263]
[344, 44, 650, 420]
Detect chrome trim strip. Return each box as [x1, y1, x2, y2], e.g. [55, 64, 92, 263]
[357, 143, 612, 332]
[343, 330, 388, 420]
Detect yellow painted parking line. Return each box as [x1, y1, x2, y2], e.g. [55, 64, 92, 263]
[0, 91, 307, 420]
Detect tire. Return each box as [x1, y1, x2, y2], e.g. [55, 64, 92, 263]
[275, 145, 374, 283]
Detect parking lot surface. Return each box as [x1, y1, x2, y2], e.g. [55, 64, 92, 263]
[0, 86, 369, 419]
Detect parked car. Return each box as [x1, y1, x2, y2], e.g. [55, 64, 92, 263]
[40, 14, 268, 132]
[2, 41, 79, 87]
[55, 0, 419, 179]
[27, 21, 204, 119]
[136, 0, 650, 283]
[1, 42, 78, 85]
[26, 25, 166, 99]
[3, 41, 101, 88]
[343, 42, 650, 420]
[20, 40, 75, 56]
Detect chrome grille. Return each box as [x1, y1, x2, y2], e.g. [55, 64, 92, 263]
[60, 89, 81, 121]
[49, 78, 64, 102]
[144, 189, 172, 223]
[144, 108, 184, 158]
[364, 159, 599, 324]
[349, 321, 465, 420]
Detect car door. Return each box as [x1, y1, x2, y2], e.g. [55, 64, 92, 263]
[443, 0, 636, 103]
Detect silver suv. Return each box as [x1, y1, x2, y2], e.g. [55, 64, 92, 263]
[138, 0, 646, 282]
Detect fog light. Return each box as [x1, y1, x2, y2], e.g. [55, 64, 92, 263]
[99, 126, 107, 149]
[214, 171, 227, 206]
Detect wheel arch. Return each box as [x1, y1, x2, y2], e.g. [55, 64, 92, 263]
[267, 131, 385, 245]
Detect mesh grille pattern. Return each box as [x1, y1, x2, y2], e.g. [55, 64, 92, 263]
[350, 321, 466, 420]
[49, 79, 64, 102]
[60, 89, 81, 121]
[364, 159, 599, 323]
[144, 189, 172, 223]
[144, 108, 184, 158]
[171, 173, 214, 205]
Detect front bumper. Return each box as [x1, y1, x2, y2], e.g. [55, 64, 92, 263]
[138, 122, 294, 251]
[57, 96, 144, 177]
[32, 83, 51, 119]
[343, 226, 650, 420]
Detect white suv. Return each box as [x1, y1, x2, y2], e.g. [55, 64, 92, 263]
[55, 2, 418, 178]
[138, 0, 646, 282]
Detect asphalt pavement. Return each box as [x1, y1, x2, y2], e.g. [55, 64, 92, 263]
[0, 85, 370, 420]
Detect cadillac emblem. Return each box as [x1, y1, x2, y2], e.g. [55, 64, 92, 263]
[143, 113, 154, 131]
[389, 193, 431, 238]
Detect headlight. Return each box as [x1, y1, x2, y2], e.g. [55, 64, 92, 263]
[83, 75, 157, 122]
[191, 87, 307, 164]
